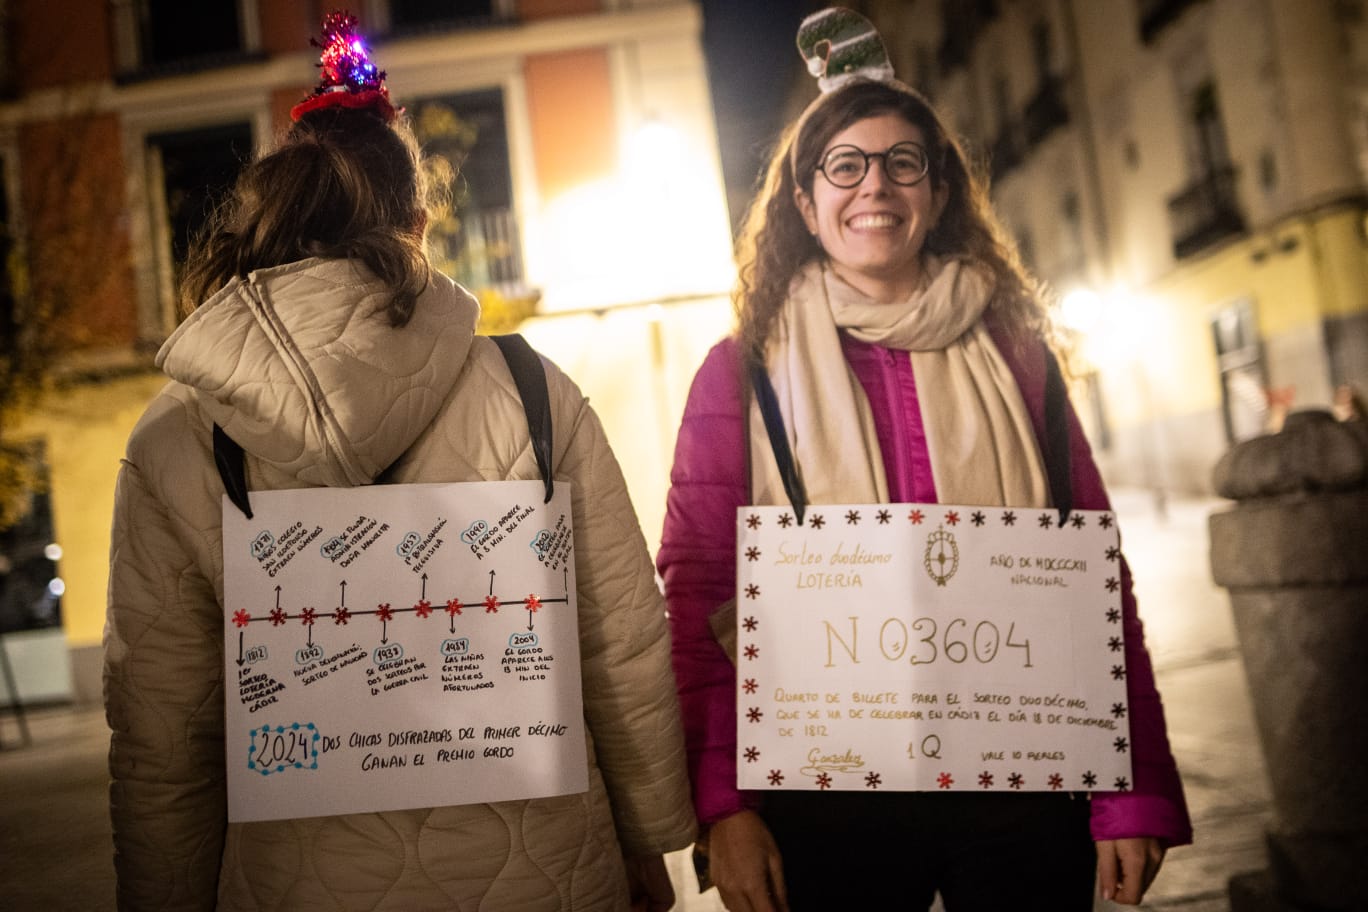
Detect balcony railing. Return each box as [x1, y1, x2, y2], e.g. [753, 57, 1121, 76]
[436, 206, 525, 294]
[1167, 164, 1245, 258]
[1024, 76, 1070, 147]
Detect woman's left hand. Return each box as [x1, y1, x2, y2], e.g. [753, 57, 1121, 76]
[1096, 837, 1165, 905]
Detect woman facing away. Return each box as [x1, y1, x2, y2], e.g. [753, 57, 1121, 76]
[657, 9, 1191, 911]
[104, 14, 693, 911]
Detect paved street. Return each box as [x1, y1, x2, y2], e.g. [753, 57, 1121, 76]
[0, 488, 1272, 911]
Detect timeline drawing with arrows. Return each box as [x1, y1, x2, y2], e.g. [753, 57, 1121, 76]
[222, 480, 586, 824]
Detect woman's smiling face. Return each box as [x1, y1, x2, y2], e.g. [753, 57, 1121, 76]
[796, 112, 947, 302]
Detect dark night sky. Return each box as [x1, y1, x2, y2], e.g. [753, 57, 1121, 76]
[698, 0, 813, 233]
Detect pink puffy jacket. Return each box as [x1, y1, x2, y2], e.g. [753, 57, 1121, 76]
[657, 327, 1193, 847]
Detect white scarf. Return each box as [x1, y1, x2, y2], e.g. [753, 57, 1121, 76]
[748, 258, 1049, 509]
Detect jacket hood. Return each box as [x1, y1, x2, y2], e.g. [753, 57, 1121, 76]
[157, 257, 479, 487]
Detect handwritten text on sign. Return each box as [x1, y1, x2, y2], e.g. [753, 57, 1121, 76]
[223, 480, 584, 823]
[735, 503, 1132, 793]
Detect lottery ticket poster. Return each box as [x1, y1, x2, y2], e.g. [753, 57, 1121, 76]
[222, 480, 585, 822]
[736, 503, 1133, 794]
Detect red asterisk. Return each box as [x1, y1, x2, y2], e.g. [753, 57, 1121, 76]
[524, 594, 542, 612]
[1048, 773, 1064, 790]
[908, 509, 925, 524]
[269, 608, 287, 626]
[768, 769, 784, 786]
[446, 598, 463, 617]
[978, 771, 994, 789]
[742, 678, 758, 694]
[484, 595, 500, 613]
[743, 644, 759, 661]
[937, 772, 954, 789]
[816, 772, 832, 789]
[744, 746, 760, 763]
[743, 616, 758, 631]
[864, 772, 881, 789]
[414, 600, 432, 618]
[232, 609, 251, 628]
[1008, 772, 1024, 789]
[945, 510, 960, 525]
[746, 707, 763, 723]
[301, 607, 318, 626]
[376, 603, 394, 622]
[334, 607, 351, 625]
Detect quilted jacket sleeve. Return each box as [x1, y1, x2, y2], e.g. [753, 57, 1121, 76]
[105, 406, 228, 910]
[543, 357, 698, 856]
[655, 339, 758, 826]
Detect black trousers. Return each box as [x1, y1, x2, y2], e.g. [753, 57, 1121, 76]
[760, 790, 1095, 911]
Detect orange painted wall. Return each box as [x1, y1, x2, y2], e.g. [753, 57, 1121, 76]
[523, 48, 617, 201]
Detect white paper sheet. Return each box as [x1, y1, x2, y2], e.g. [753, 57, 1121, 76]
[735, 503, 1132, 794]
[222, 480, 585, 822]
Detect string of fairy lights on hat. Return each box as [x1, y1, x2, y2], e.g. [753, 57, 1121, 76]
[290, 11, 397, 123]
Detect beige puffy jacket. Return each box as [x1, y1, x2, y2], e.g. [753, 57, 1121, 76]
[104, 258, 696, 910]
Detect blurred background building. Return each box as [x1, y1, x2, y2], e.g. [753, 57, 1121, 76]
[0, 0, 741, 708]
[861, 0, 1368, 500]
[1, 0, 1366, 725]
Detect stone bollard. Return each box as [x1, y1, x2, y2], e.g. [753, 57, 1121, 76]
[1208, 409, 1368, 912]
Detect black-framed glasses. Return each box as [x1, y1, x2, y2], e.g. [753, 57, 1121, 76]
[817, 142, 930, 188]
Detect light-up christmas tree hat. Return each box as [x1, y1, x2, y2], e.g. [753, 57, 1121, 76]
[291, 11, 396, 123]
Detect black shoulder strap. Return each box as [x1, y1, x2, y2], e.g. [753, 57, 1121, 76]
[212, 333, 556, 519]
[214, 423, 254, 519]
[492, 333, 555, 504]
[1043, 347, 1073, 527]
[747, 356, 807, 525]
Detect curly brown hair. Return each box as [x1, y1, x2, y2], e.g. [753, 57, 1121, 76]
[734, 79, 1051, 360]
[179, 106, 444, 327]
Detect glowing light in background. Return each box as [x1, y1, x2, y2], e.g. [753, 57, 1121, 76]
[44, 543, 63, 561]
[527, 117, 734, 312]
[48, 577, 66, 598]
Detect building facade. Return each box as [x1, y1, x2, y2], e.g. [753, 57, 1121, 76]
[0, 0, 735, 704]
[864, 0, 1368, 497]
